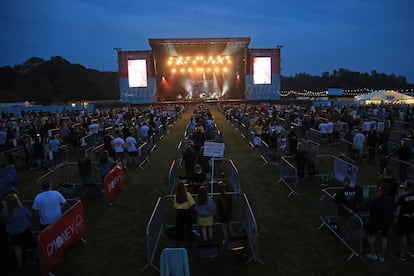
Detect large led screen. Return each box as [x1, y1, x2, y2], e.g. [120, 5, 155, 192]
[253, 57, 271, 84]
[128, 59, 147, 87]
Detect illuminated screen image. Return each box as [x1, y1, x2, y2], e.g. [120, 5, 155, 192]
[253, 57, 271, 84]
[128, 59, 147, 87]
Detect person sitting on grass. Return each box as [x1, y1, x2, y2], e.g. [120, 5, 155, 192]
[195, 186, 216, 242]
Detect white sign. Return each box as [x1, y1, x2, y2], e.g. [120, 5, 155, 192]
[203, 142, 225, 157]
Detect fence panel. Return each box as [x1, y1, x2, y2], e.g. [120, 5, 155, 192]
[241, 193, 263, 264]
[319, 188, 365, 261]
[277, 157, 299, 196]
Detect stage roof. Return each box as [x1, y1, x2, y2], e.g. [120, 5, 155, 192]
[148, 37, 251, 56]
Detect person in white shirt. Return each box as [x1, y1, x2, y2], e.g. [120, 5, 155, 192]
[125, 135, 138, 166]
[138, 122, 150, 142]
[362, 120, 371, 134]
[319, 122, 328, 140]
[112, 132, 125, 165]
[88, 122, 99, 135]
[32, 182, 66, 229]
[353, 129, 366, 162]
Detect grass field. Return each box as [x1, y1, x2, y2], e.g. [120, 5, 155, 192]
[10, 104, 414, 275]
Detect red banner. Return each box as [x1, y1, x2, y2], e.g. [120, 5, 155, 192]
[103, 163, 124, 203]
[38, 201, 87, 275]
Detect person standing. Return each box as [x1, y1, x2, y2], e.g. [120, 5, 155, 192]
[333, 177, 363, 241]
[355, 182, 396, 262]
[1, 194, 33, 269]
[32, 183, 67, 229]
[195, 186, 216, 242]
[174, 181, 195, 247]
[98, 150, 112, 182]
[112, 132, 126, 167]
[77, 149, 92, 186]
[216, 184, 234, 243]
[352, 128, 366, 162]
[125, 134, 138, 166]
[295, 142, 307, 178]
[366, 125, 378, 164]
[389, 140, 413, 183]
[395, 179, 414, 260]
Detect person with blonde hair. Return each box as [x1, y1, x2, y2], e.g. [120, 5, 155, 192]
[1, 193, 33, 269]
[195, 186, 216, 242]
[174, 181, 195, 247]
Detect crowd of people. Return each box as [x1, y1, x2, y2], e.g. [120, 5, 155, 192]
[174, 106, 235, 248]
[1, 101, 414, 271]
[223, 102, 414, 262]
[0, 104, 184, 272]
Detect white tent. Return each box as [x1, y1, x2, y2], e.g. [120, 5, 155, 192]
[354, 90, 414, 105]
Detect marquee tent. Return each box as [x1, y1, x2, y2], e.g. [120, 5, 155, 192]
[354, 90, 414, 105]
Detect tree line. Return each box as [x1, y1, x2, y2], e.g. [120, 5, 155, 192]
[281, 69, 413, 92]
[0, 56, 412, 103]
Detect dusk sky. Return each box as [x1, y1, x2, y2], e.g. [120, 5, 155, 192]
[1, 0, 413, 82]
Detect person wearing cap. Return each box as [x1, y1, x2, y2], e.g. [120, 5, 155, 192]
[32, 183, 67, 229]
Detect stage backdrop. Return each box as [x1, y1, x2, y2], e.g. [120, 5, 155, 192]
[117, 50, 157, 104]
[245, 48, 280, 101]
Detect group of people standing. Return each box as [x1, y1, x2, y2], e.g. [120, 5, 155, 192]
[333, 168, 414, 262]
[174, 106, 234, 247]
[173, 181, 234, 247]
[1, 182, 66, 270]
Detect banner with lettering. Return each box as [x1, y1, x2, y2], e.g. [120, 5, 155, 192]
[38, 201, 87, 275]
[103, 163, 124, 203]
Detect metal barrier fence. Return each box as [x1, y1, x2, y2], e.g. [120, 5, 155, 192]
[167, 157, 242, 196]
[142, 192, 261, 272]
[386, 157, 414, 183]
[307, 128, 322, 144]
[277, 157, 298, 197]
[167, 160, 178, 195]
[241, 193, 263, 264]
[228, 159, 241, 194]
[37, 161, 110, 196]
[319, 187, 365, 261]
[80, 134, 97, 151]
[277, 154, 335, 196]
[138, 141, 151, 169]
[141, 196, 165, 272]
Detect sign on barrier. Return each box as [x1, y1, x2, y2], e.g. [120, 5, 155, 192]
[104, 163, 124, 204]
[203, 141, 225, 157]
[38, 201, 87, 275]
[333, 156, 358, 187]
